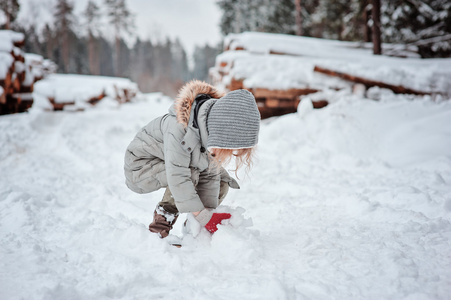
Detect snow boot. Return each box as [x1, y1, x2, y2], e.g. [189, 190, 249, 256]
[149, 205, 179, 238]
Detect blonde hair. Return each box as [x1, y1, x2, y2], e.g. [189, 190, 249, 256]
[209, 147, 256, 177]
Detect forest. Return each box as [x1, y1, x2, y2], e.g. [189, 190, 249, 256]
[1, 0, 450, 96]
[218, 0, 451, 58]
[1, 0, 221, 96]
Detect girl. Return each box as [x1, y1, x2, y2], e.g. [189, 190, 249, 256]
[124, 80, 260, 238]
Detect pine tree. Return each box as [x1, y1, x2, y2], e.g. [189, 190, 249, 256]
[118, 38, 131, 77]
[83, 0, 102, 75]
[382, 0, 451, 57]
[72, 34, 89, 74]
[263, 0, 296, 34]
[0, 0, 20, 29]
[14, 24, 41, 55]
[171, 39, 189, 82]
[130, 38, 158, 92]
[309, 0, 364, 40]
[130, 38, 145, 79]
[98, 36, 114, 76]
[42, 24, 55, 61]
[217, 0, 373, 41]
[300, 0, 321, 37]
[54, 0, 75, 73]
[192, 46, 207, 80]
[217, 0, 237, 34]
[218, 0, 268, 34]
[104, 0, 134, 76]
[192, 44, 222, 81]
[130, 38, 145, 88]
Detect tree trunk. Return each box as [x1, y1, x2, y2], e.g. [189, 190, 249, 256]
[115, 35, 120, 77]
[313, 65, 430, 95]
[88, 32, 97, 75]
[363, 2, 372, 43]
[295, 0, 302, 36]
[61, 3, 70, 73]
[94, 39, 100, 75]
[372, 0, 382, 55]
[5, 13, 11, 29]
[62, 30, 69, 72]
[234, 7, 242, 33]
[46, 36, 53, 61]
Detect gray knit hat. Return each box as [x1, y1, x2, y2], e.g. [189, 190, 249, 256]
[207, 89, 260, 150]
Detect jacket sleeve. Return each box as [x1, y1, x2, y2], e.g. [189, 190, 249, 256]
[163, 124, 205, 213]
[196, 169, 221, 208]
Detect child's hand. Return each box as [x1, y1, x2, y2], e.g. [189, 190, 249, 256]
[194, 209, 231, 233]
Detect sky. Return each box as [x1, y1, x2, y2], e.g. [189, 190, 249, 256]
[15, 0, 224, 57]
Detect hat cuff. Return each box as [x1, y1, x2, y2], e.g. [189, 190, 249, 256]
[207, 145, 257, 152]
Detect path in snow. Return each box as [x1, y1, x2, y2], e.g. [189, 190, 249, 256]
[1, 94, 451, 299]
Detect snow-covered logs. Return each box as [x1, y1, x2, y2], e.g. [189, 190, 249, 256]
[33, 74, 139, 111]
[211, 61, 324, 119]
[0, 30, 139, 113]
[210, 34, 332, 119]
[0, 30, 56, 115]
[313, 66, 431, 96]
[211, 32, 451, 119]
[250, 87, 321, 119]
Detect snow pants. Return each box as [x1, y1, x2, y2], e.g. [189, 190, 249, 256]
[159, 181, 230, 214]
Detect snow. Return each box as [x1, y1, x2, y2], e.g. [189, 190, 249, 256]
[14, 61, 25, 74]
[1, 90, 451, 299]
[24, 53, 44, 64]
[0, 52, 14, 80]
[216, 32, 451, 95]
[0, 30, 24, 53]
[23, 53, 57, 79]
[220, 54, 350, 91]
[33, 74, 140, 107]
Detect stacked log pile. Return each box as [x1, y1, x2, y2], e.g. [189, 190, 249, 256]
[250, 86, 321, 119]
[210, 48, 325, 119]
[211, 32, 448, 119]
[0, 30, 56, 115]
[32, 74, 139, 111]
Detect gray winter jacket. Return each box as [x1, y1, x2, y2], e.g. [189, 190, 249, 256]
[124, 81, 239, 213]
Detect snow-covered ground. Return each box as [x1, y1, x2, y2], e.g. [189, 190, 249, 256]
[1, 91, 451, 299]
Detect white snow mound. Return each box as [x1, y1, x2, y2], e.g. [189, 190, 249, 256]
[1, 92, 451, 299]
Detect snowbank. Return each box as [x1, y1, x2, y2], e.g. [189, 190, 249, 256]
[0, 91, 450, 299]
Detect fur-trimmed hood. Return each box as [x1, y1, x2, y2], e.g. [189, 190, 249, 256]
[173, 80, 226, 127]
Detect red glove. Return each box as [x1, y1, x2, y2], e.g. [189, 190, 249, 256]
[195, 210, 232, 233]
[205, 213, 232, 233]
